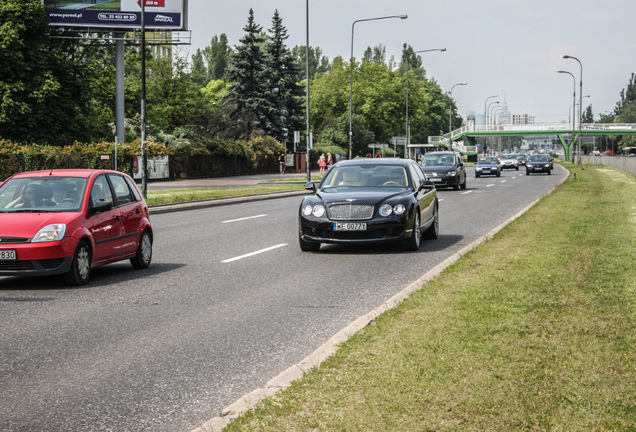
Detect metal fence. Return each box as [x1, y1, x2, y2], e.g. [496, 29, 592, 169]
[0, 153, 289, 182]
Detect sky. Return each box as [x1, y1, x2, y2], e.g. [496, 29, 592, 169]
[182, 0, 636, 124]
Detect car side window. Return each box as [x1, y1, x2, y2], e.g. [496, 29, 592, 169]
[90, 175, 113, 208]
[409, 163, 424, 189]
[108, 174, 134, 206]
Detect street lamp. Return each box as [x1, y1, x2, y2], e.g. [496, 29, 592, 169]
[563, 55, 583, 165]
[349, 14, 408, 159]
[485, 99, 499, 155]
[448, 82, 467, 151]
[406, 48, 446, 158]
[570, 95, 590, 125]
[484, 95, 498, 130]
[558, 70, 576, 162]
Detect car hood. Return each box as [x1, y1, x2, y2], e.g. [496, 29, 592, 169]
[0, 212, 79, 238]
[314, 188, 409, 205]
[477, 163, 499, 168]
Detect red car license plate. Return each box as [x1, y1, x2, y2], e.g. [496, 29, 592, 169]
[0, 249, 17, 260]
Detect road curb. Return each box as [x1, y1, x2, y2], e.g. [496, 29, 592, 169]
[192, 166, 569, 432]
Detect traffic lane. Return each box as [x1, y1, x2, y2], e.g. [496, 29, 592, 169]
[0, 169, 565, 432]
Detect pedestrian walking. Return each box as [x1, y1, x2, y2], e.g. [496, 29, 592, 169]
[327, 153, 334, 168]
[318, 153, 327, 173]
[278, 152, 287, 175]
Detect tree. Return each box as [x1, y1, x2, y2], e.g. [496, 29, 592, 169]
[264, 10, 305, 147]
[291, 45, 331, 79]
[613, 74, 636, 148]
[0, 0, 114, 145]
[581, 105, 594, 123]
[362, 44, 386, 65]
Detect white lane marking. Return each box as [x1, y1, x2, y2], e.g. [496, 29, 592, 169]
[486, 184, 495, 188]
[222, 244, 288, 263]
[501, 180, 507, 183]
[222, 214, 267, 224]
[461, 190, 473, 195]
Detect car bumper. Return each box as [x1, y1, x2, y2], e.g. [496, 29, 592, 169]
[501, 164, 518, 169]
[475, 168, 499, 176]
[527, 165, 550, 173]
[427, 176, 460, 188]
[0, 241, 76, 277]
[299, 216, 412, 245]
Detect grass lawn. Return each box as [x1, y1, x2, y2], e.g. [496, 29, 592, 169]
[222, 161, 636, 431]
[145, 184, 304, 206]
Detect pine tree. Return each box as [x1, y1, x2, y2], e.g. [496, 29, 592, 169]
[225, 9, 278, 138]
[265, 10, 305, 147]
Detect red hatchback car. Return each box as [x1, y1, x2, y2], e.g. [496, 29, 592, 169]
[0, 169, 153, 285]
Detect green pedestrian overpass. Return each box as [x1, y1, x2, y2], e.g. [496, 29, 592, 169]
[424, 123, 636, 160]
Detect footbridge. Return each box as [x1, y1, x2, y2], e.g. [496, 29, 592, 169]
[427, 123, 636, 160]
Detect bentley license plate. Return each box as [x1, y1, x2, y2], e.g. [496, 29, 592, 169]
[0, 249, 17, 260]
[334, 222, 367, 231]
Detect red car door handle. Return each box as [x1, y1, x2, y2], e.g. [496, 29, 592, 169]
[115, 216, 121, 221]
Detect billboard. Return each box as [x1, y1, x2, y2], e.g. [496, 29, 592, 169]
[44, 0, 186, 30]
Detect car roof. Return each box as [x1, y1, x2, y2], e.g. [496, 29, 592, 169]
[8, 169, 123, 180]
[423, 151, 457, 156]
[333, 158, 415, 167]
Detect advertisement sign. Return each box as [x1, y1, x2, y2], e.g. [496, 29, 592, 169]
[44, 0, 186, 30]
[133, 155, 170, 180]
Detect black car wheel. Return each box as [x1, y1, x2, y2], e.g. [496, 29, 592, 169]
[460, 176, 467, 190]
[64, 240, 91, 286]
[526, 170, 530, 175]
[422, 204, 439, 240]
[131, 230, 152, 269]
[405, 211, 421, 251]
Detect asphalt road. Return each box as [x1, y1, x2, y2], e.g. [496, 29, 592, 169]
[0, 165, 565, 432]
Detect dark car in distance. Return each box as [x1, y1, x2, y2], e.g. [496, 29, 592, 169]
[475, 157, 501, 177]
[526, 154, 552, 175]
[298, 158, 439, 251]
[420, 151, 467, 190]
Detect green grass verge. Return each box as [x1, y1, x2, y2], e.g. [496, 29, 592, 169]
[145, 184, 303, 206]
[223, 161, 636, 431]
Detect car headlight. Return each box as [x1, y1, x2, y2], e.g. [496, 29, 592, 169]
[379, 203, 393, 217]
[476, 167, 482, 171]
[448, 170, 457, 177]
[303, 204, 325, 217]
[32, 224, 66, 243]
[379, 203, 406, 217]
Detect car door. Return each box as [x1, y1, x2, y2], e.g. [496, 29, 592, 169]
[410, 163, 435, 227]
[87, 175, 122, 263]
[107, 174, 143, 256]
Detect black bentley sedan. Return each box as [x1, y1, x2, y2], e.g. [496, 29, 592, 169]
[298, 158, 439, 251]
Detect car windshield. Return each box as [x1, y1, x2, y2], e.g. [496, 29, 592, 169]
[0, 176, 88, 212]
[321, 164, 409, 188]
[422, 155, 455, 166]
[528, 155, 548, 162]
[478, 157, 498, 164]
[502, 155, 516, 160]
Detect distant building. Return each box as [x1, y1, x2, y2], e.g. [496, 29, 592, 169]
[512, 114, 535, 125]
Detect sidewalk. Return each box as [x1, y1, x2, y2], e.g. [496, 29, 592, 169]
[146, 171, 316, 215]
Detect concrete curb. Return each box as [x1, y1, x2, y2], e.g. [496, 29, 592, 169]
[191, 167, 569, 432]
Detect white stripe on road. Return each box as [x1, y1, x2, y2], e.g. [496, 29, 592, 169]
[222, 214, 267, 224]
[461, 190, 473, 195]
[222, 244, 288, 263]
[501, 180, 507, 183]
[486, 184, 495, 188]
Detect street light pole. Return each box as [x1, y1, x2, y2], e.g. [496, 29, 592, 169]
[558, 70, 576, 162]
[563, 55, 583, 165]
[305, 0, 311, 181]
[484, 95, 498, 131]
[448, 82, 467, 152]
[406, 48, 445, 158]
[485, 99, 499, 155]
[349, 14, 407, 159]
